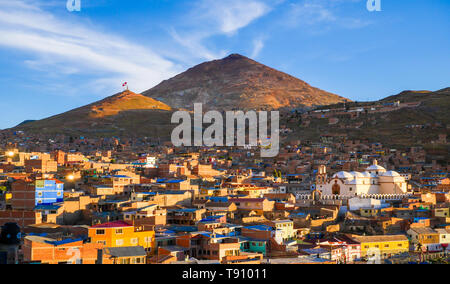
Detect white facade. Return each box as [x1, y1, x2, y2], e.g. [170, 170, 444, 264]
[436, 229, 450, 245]
[144, 156, 157, 168]
[317, 161, 408, 197]
[348, 197, 384, 211]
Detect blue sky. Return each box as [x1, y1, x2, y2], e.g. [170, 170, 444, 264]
[0, 0, 449, 129]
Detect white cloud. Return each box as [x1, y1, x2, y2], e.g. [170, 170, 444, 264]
[169, 29, 227, 61]
[0, 0, 182, 94]
[170, 0, 273, 61]
[251, 38, 265, 58]
[199, 0, 272, 35]
[284, 0, 370, 30]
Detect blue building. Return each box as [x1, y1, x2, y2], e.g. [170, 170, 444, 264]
[35, 180, 64, 206]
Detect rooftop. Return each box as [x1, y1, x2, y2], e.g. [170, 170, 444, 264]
[91, 221, 132, 228]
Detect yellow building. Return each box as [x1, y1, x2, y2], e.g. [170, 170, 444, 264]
[360, 208, 380, 217]
[350, 234, 410, 258]
[270, 220, 296, 240]
[89, 221, 155, 252]
[434, 208, 450, 218]
[407, 227, 440, 248]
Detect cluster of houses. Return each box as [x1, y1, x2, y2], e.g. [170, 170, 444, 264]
[0, 129, 448, 264]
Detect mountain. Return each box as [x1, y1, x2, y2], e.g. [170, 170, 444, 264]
[10, 54, 349, 137]
[15, 120, 37, 127]
[142, 54, 348, 110]
[14, 90, 174, 137]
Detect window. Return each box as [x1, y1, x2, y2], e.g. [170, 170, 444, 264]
[116, 229, 123, 235]
[97, 241, 106, 245]
[38, 192, 43, 197]
[96, 229, 105, 235]
[131, 238, 138, 245]
[116, 239, 124, 246]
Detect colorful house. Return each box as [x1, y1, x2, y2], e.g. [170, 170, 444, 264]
[23, 235, 102, 264]
[349, 234, 409, 258]
[88, 221, 155, 252]
[35, 179, 64, 206]
[239, 237, 268, 256]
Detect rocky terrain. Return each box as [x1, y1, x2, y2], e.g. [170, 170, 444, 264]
[142, 54, 348, 110]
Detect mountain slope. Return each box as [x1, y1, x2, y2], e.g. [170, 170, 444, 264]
[142, 54, 348, 110]
[15, 91, 174, 137]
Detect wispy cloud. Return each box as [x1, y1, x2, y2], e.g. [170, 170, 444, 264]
[251, 38, 265, 58]
[0, 0, 182, 95]
[198, 0, 272, 35]
[169, 0, 274, 61]
[284, 0, 371, 31]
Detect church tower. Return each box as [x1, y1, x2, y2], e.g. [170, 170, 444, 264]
[316, 165, 327, 185]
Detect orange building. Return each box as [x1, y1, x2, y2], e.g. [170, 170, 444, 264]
[23, 235, 102, 264]
[88, 221, 155, 252]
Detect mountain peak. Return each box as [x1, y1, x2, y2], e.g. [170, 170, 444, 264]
[143, 54, 349, 110]
[223, 53, 249, 60]
[89, 90, 171, 118]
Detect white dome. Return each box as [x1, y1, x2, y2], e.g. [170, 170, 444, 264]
[361, 172, 373, 178]
[366, 164, 386, 171]
[382, 171, 401, 177]
[333, 171, 353, 179]
[349, 171, 365, 178]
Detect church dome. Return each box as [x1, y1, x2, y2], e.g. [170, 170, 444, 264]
[366, 160, 386, 172]
[382, 171, 401, 177]
[361, 172, 373, 178]
[366, 164, 386, 171]
[333, 171, 353, 179]
[349, 171, 365, 178]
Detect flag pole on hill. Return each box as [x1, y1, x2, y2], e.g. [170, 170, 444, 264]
[122, 82, 129, 91]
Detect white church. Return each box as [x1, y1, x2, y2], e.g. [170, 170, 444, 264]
[316, 160, 408, 197]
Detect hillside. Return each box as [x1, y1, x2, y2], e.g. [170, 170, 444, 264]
[14, 91, 174, 137]
[286, 88, 450, 157]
